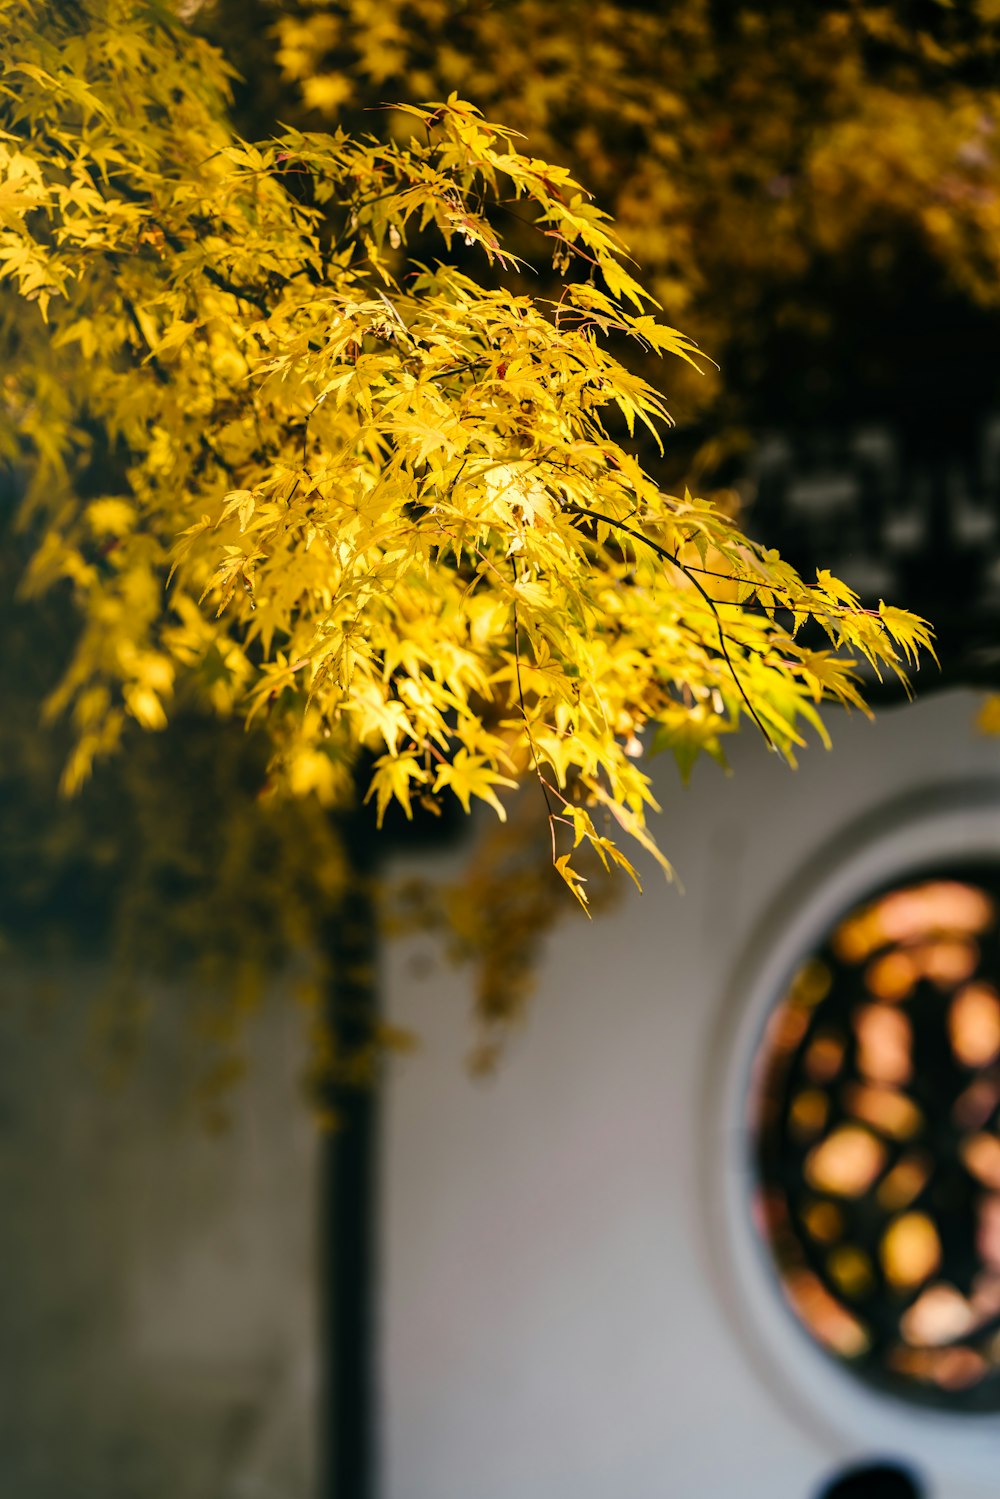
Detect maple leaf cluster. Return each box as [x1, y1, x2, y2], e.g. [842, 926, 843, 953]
[0, 0, 933, 918]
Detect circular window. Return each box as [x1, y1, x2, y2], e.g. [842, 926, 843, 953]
[752, 864, 1000, 1410]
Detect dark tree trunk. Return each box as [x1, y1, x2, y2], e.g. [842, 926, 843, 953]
[320, 808, 380, 1499]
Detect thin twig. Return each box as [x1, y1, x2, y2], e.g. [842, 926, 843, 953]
[674, 552, 882, 620]
[564, 500, 779, 752]
[201, 264, 272, 314]
[511, 560, 559, 823]
[123, 297, 167, 385]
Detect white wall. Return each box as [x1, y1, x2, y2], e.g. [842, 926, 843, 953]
[0, 972, 318, 1499]
[381, 688, 1000, 1499]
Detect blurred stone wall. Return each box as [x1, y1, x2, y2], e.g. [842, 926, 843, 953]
[381, 688, 1000, 1499]
[0, 971, 318, 1498]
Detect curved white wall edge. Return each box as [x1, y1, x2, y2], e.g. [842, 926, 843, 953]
[704, 780, 1000, 1493]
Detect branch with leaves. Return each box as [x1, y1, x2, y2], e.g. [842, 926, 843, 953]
[2, 0, 933, 915]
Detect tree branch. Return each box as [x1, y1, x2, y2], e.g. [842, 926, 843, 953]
[563, 500, 779, 752]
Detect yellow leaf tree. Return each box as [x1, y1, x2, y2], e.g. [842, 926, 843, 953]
[242, 0, 1000, 468]
[1, 0, 933, 1051]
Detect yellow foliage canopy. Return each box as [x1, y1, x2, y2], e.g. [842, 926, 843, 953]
[271, 0, 1000, 439]
[2, 0, 932, 911]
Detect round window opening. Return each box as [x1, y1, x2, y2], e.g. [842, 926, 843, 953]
[752, 863, 1000, 1410]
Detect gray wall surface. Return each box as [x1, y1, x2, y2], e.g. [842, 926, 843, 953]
[381, 688, 1000, 1499]
[0, 974, 318, 1499]
[6, 688, 1000, 1499]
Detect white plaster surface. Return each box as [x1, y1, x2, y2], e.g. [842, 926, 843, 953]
[381, 688, 1000, 1499]
[0, 974, 318, 1499]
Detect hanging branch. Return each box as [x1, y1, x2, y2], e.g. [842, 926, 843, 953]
[562, 499, 780, 753]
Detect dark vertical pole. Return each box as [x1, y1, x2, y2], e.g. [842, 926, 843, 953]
[320, 808, 379, 1499]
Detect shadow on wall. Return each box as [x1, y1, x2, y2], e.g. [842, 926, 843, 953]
[817, 1460, 923, 1498]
